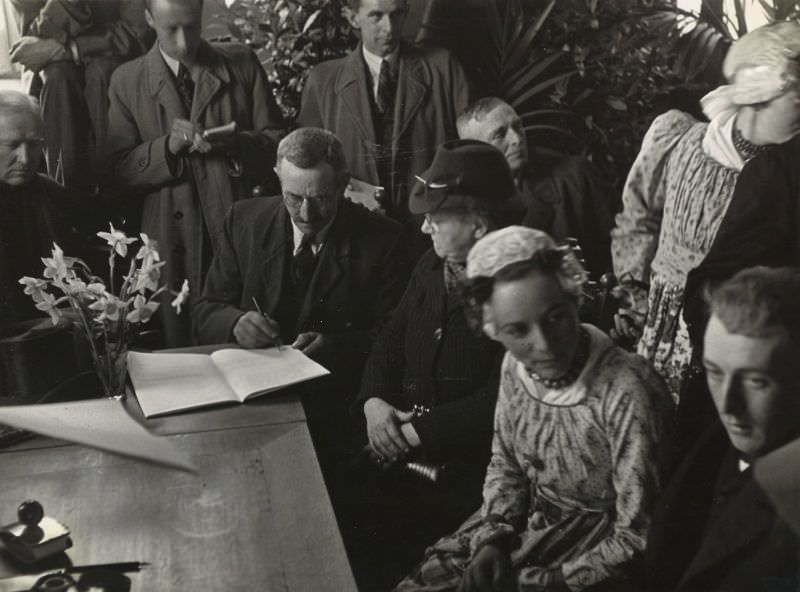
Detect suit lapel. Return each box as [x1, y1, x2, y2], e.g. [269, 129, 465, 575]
[259, 206, 289, 317]
[335, 48, 377, 147]
[679, 460, 777, 586]
[393, 45, 428, 145]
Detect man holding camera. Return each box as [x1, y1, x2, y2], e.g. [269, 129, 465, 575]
[107, 0, 285, 347]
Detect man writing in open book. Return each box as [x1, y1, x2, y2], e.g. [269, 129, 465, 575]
[193, 127, 407, 379]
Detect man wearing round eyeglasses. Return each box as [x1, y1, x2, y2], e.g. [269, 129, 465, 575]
[194, 127, 407, 376]
[0, 90, 75, 325]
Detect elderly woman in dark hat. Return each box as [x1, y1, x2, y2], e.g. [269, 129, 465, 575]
[344, 139, 518, 590]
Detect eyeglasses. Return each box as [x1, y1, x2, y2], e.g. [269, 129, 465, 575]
[282, 192, 337, 208]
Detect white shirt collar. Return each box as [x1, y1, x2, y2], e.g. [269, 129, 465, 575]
[290, 217, 335, 256]
[159, 46, 182, 77]
[739, 459, 751, 472]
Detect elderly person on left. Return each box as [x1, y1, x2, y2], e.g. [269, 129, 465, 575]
[0, 90, 75, 327]
[396, 226, 673, 592]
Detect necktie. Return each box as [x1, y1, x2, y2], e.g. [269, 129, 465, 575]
[376, 59, 396, 115]
[292, 235, 317, 287]
[176, 63, 194, 113]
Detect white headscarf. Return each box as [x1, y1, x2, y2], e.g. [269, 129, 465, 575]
[701, 20, 800, 170]
[466, 226, 587, 339]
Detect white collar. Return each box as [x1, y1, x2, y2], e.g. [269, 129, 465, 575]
[739, 459, 751, 472]
[702, 111, 745, 172]
[290, 217, 335, 256]
[362, 45, 399, 77]
[159, 46, 182, 77]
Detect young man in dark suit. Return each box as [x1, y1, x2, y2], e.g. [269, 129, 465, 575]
[646, 267, 800, 592]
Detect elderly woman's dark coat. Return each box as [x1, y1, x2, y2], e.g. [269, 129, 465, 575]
[356, 248, 502, 469]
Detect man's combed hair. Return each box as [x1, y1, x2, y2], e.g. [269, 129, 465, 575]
[0, 91, 41, 123]
[705, 266, 800, 345]
[456, 97, 513, 138]
[276, 127, 348, 176]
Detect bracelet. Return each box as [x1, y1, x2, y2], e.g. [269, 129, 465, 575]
[411, 404, 430, 418]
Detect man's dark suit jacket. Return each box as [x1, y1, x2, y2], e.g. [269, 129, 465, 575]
[522, 156, 614, 279]
[646, 423, 799, 592]
[297, 41, 470, 257]
[193, 196, 407, 375]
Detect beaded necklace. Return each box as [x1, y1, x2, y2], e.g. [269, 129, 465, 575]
[527, 328, 590, 389]
[732, 121, 770, 162]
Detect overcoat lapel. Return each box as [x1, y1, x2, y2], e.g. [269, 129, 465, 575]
[393, 46, 428, 143]
[145, 44, 186, 121]
[191, 42, 230, 122]
[335, 48, 377, 150]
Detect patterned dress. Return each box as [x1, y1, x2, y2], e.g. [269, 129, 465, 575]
[611, 110, 739, 398]
[395, 325, 673, 592]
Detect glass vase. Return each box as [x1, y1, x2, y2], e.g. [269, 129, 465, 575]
[92, 340, 129, 400]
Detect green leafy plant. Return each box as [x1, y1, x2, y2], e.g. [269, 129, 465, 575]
[204, 0, 356, 120]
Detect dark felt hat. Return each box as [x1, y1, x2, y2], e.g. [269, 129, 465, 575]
[409, 139, 516, 215]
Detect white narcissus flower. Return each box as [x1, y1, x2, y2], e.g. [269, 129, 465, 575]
[41, 243, 71, 282]
[18, 276, 48, 302]
[135, 233, 161, 266]
[127, 294, 159, 323]
[170, 279, 190, 315]
[62, 277, 87, 296]
[134, 260, 166, 293]
[97, 223, 137, 258]
[88, 294, 122, 322]
[35, 292, 63, 325]
[85, 283, 106, 297]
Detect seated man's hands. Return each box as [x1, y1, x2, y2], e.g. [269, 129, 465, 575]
[458, 544, 515, 592]
[291, 331, 327, 357]
[363, 397, 414, 464]
[233, 311, 281, 349]
[10, 37, 70, 71]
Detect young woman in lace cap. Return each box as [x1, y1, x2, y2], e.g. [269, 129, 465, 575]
[610, 21, 800, 399]
[396, 226, 673, 592]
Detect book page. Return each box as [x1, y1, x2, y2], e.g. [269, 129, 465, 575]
[128, 351, 238, 418]
[210, 348, 330, 402]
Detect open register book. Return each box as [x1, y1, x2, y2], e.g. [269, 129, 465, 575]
[128, 347, 330, 418]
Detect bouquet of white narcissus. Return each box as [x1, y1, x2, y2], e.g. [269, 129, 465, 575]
[18, 223, 189, 398]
